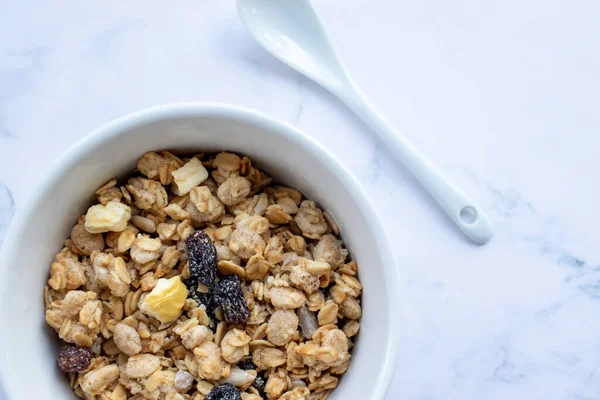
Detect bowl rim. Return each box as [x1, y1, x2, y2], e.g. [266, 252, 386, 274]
[0, 102, 401, 400]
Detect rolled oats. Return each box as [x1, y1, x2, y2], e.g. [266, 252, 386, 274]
[265, 368, 292, 399]
[252, 346, 286, 369]
[245, 255, 270, 281]
[267, 309, 299, 346]
[193, 342, 230, 380]
[188, 186, 225, 223]
[81, 364, 120, 395]
[217, 176, 252, 206]
[71, 222, 105, 256]
[285, 235, 306, 256]
[339, 296, 362, 320]
[294, 201, 328, 239]
[317, 301, 339, 326]
[268, 287, 306, 309]
[221, 329, 251, 363]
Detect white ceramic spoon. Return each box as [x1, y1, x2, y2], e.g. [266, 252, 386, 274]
[237, 0, 493, 244]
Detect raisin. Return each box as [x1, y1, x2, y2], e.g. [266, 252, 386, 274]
[212, 275, 250, 324]
[57, 346, 93, 373]
[252, 373, 266, 395]
[236, 359, 256, 370]
[206, 383, 241, 400]
[185, 277, 217, 331]
[186, 230, 217, 286]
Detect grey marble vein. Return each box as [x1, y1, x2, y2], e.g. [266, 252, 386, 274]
[0, 183, 15, 246]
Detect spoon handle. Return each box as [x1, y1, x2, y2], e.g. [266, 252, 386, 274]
[340, 85, 493, 244]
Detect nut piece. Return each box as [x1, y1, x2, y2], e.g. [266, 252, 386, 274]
[220, 328, 251, 363]
[113, 322, 142, 355]
[81, 364, 120, 395]
[140, 276, 188, 324]
[172, 157, 209, 196]
[267, 310, 299, 346]
[84, 202, 131, 233]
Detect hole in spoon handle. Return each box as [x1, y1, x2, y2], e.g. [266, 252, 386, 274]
[456, 204, 493, 244]
[459, 206, 477, 224]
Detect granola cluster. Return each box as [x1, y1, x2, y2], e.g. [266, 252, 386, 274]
[44, 151, 362, 400]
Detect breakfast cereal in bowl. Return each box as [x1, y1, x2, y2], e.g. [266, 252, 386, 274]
[44, 150, 362, 400]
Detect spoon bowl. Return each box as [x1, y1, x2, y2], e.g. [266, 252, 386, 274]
[238, 0, 350, 93]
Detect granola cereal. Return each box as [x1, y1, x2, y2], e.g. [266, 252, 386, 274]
[44, 151, 363, 399]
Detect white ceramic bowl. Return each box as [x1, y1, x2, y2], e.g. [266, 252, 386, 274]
[0, 103, 400, 400]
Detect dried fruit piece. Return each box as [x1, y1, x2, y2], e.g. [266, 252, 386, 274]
[237, 359, 256, 371]
[252, 374, 266, 395]
[139, 276, 188, 323]
[185, 277, 217, 330]
[57, 346, 93, 372]
[206, 383, 242, 400]
[186, 230, 217, 286]
[172, 157, 209, 196]
[84, 202, 131, 233]
[212, 275, 250, 324]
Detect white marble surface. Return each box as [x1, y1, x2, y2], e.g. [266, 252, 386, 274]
[2, 0, 600, 399]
